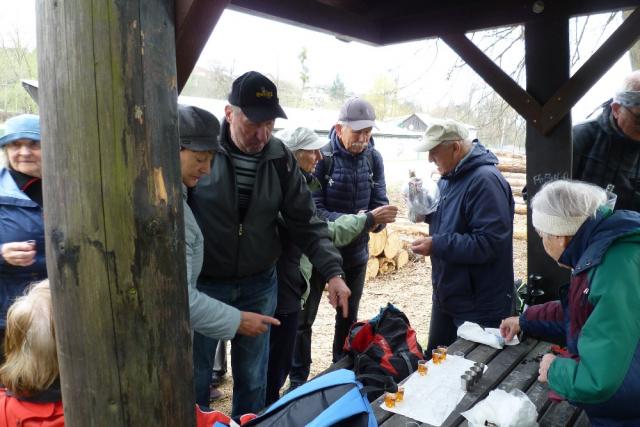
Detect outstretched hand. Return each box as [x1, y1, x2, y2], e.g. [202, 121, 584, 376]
[237, 311, 280, 337]
[370, 205, 399, 225]
[326, 276, 351, 318]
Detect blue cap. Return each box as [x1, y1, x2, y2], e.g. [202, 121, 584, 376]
[0, 114, 41, 147]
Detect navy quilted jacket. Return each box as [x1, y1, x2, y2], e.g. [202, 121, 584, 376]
[312, 127, 389, 268]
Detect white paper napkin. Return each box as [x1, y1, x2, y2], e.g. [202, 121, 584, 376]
[456, 322, 519, 349]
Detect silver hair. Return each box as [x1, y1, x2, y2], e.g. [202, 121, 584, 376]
[531, 180, 607, 221]
[1, 147, 7, 168]
[621, 70, 640, 92]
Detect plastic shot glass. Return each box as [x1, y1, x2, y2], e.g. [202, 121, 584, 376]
[417, 360, 428, 376]
[437, 345, 448, 361]
[384, 392, 397, 408]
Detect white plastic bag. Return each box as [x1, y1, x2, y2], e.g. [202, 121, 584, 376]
[402, 170, 440, 222]
[461, 389, 538, 427]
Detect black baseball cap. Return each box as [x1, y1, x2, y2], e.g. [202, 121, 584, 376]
[178, 105, 221, 152]
[228, 71, 288, 123]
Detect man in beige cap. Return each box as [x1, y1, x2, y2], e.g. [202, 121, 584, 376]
[411, 119, 515, 356]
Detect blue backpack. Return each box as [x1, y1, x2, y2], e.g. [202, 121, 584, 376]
[239, 369, 378, 427]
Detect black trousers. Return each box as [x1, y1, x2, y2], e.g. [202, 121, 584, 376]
[290, 263, 366, 384]
[266, 310, 299, 405]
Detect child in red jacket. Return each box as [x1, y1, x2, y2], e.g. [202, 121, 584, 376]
[0, 280, 236, 427]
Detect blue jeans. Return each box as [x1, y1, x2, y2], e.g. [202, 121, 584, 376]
[192, 267, 277, 417]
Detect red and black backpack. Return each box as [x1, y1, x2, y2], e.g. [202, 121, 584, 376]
[344, 303, 424, 399]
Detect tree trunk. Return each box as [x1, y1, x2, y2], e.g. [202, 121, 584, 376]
[36, 0, 194, 425]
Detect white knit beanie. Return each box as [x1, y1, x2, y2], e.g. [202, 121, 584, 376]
[531, 210, 588, 236]
[530, 180, 607, 236]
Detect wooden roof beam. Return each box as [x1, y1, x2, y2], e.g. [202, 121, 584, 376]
[176, 0, 230, 92]
[540, 7, 640, 134]
[380, 0, 640, 45]
[229, 0, 382, 45]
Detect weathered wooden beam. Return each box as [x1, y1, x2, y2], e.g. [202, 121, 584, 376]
[315, 0, 370, 15]
[379, 0, 640, 45]
[36, 0, 194, 425]
[539, 7, 640, 134]
[176, 0, 230, 92]
[524, 16, 572, 302]
[229, 0, 381, 44]
[441, 33, 542, 129]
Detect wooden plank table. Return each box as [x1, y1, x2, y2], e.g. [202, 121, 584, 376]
[325, 337, 586, 427]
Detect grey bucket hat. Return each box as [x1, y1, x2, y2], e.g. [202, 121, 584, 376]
[178, 105, 221, 152]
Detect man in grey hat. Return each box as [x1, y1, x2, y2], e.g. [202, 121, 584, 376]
[178, 104, 279, 343]
[573, 70, 640, 211]
[410, 118, 514, 357]
[289, 98, 398, 388]
[188, 73, 349, 416]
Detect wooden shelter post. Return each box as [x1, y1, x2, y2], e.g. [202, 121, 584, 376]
[524, 17, 572, 301]
[36, 0, 195, 425]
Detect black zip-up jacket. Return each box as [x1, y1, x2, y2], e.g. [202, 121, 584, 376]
[189, 121, 343, 281]
[573, 101, 640, 211]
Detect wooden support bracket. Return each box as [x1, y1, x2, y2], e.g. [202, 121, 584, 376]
[539, 7, 640, 134]
[441, 33, 543, 131]
[442, 6, 640, 136]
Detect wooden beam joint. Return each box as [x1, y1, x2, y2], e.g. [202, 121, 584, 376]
[443, 6, 640, 137]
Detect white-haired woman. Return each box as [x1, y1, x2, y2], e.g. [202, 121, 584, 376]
[500, 180, 640, 426]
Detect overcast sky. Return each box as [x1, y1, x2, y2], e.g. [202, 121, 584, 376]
[1, 1, 633, 120]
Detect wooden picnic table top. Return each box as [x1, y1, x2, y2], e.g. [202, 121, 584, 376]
[325, 337, 588, 427]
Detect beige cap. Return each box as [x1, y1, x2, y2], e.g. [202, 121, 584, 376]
[415, 119, 470, 152]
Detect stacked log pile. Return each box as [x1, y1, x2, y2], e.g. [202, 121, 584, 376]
[366, 228, 414, 280]
[495, 150, 527, 216]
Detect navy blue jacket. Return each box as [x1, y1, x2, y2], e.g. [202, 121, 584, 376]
[312, 128, 389, 268]
[428, 143, 514, 323]
[0, 168, 47, 329]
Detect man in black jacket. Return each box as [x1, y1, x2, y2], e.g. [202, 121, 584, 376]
[188, 71, 350, 416]
[573, 70, 640, 211]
